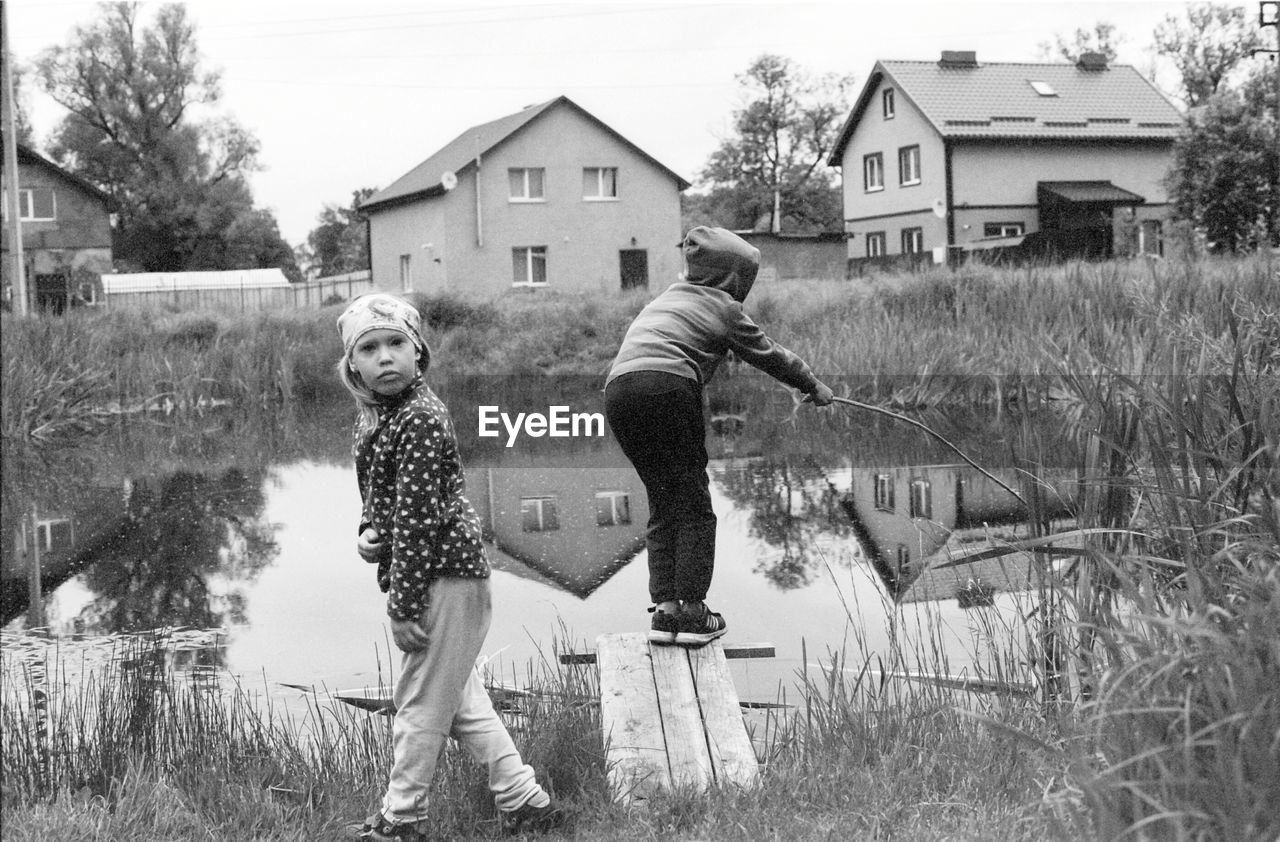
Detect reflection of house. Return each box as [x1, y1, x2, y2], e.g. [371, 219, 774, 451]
[1, 144, 113, 312]
[467, 458, 647, 599]
[842, 464, 1074, 605]
[361, 95, 688, 297]
[829, 51, 1180, 266]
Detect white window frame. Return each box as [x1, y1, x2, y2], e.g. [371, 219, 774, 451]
[863, 153, 884, 192]
[512, 246, 548, 287]
[1, 186, 56, 221]
[866, 231, 886, 258]
[908, 479, 933, 520]
[521, 496, 560, 532]
[595, 491, 631, 526]
[983, 222, 1025, 238]
[882, 88, 895, 119]
[901, 227, 923, 255]
[898, 145, 921, 186]
[583, 167, 618, 201]
[873, 473, 894, 510]
[1140, 220, 1164, 257]
[508, 167, 546, 202]
[399, 254, 412, 291]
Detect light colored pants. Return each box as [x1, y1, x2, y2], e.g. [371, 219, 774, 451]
[382, 577, 544, 823]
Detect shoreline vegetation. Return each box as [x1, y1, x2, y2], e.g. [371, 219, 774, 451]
[3, 254, 1278, 840]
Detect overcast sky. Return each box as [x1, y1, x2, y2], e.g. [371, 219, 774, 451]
[7, 0, 1205, 248]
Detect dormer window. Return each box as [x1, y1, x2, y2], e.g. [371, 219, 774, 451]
[882, 88, 895, 119]
[1029, 80, 1057, 97]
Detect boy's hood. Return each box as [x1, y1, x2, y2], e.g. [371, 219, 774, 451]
[682, 226, 759, 302]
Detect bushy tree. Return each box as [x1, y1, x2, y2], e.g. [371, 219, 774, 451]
[1038, 21, 1124, 63]
[34, 2, 297, 276]
[1167, 63, 1279, 252]
[688, 54, 853, 234]
[300, 188, 376, 279]
[1153, 3, 1262, 107]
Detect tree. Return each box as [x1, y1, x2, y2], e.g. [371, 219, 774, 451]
[1153, 3, 1262, 107]
[1037, 21, 1124, 63]
[301, 187, 376, 279]
[1167, 62, 1279, 252]
[688, 54, 854, 234]
[34, 3, 297, 275]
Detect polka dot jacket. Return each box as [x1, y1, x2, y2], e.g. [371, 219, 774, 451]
[354, 376, 488, 621]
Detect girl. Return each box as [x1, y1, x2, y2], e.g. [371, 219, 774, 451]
[336, 293, 562, 841]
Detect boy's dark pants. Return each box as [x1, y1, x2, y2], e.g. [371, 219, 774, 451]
[605, 371, 716, 605]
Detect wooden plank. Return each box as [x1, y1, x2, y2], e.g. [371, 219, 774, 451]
[648, 641, 715, 789]
[560, 643, 775, 665]
[597, 633, 669, 802]
[688, 643, 760, 790]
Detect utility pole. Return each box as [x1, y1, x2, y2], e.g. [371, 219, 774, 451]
[1, 0, 29, 315]
[1259, 2, 1280, 247]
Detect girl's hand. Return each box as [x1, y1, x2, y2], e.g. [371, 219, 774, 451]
[358, 528, 384, 563]
[803, 381, 836, 406]
[391, 617, 429, 653]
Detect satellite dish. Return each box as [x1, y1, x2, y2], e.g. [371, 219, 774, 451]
[441, 170, 458, 191]
[931, 198, 947, 218]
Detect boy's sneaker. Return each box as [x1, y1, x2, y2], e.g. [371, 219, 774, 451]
[675, 603, 727, 646]
[347, 813, 430, 841]
[500, 798, 566, 835]
[647, 605, 679, 645]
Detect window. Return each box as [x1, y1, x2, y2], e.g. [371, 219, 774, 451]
[882, 88, 895, 119]
[983, 222, 1024, 237]
[866, 231, 886, 258]
[36, 517, 73, 553]
[521, 496, 560, 532]
[1140, 220, 1163, 257]
[863, 153, 883, 192]
[901, 228, 923, 255]
[895, 544, 910, 573]
[512, 246, 547, 286]
[873, 473, 894, 511]
[1, 187, 56, 221]
[1029, 80, 1057, 97]
[399, 254, 412, 291]
[508, 167, 545, 201]
[909, 479, 932, 519]
[898, 145, 921, 186]
[595, 491, 631, 526]
[583, 167, 618, 200]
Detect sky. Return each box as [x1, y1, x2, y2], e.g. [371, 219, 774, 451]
[6, 0, 1209, 249]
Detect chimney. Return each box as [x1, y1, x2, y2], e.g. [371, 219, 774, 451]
[1076, 52, 1108, 71]
[938, 50, 978, 68]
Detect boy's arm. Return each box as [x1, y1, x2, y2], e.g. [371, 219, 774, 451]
[725, 308, 824, 394]
[385, 411, 448, 622]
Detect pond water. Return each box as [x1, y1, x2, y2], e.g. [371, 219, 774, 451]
[2, 374, 1081, 710]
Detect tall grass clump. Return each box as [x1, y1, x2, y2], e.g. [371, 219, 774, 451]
[0, 312, 113, 442]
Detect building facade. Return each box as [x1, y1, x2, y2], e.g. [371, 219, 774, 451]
[362, 96, 689, 298]
[829, 52, 1183, 266]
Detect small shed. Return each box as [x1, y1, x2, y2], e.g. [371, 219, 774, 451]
[100, 269, 293, 311]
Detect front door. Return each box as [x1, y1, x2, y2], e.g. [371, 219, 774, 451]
[619, 249, 648, 290]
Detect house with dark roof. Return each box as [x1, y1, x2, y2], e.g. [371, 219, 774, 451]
[1, 144, 113, 312]
[828, 51, 1183, 266]
[361, 96, 689, 297]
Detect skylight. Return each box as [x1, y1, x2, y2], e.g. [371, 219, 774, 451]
[1029, 81, 1057, 97]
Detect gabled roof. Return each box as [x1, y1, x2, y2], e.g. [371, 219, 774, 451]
[362, 95, 690, 212]
[16, 143, 112, 205]
[829, 57, 1184, 164]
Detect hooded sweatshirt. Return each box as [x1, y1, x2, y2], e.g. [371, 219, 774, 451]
[605, 226, 820, 392]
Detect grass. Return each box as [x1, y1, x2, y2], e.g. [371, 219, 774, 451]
[2, 252, 1278, 838]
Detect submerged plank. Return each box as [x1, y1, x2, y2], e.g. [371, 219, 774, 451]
[559, 643, 775, 665]
[597, 633, 668, 802]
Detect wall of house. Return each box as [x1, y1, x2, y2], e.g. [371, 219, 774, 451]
[950, 139, 1173, 247]
[368, 199, 448, 294]
[837, 77, 948, 262]
[1, 162, 113, 302]
[371, 104, 683, 298]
